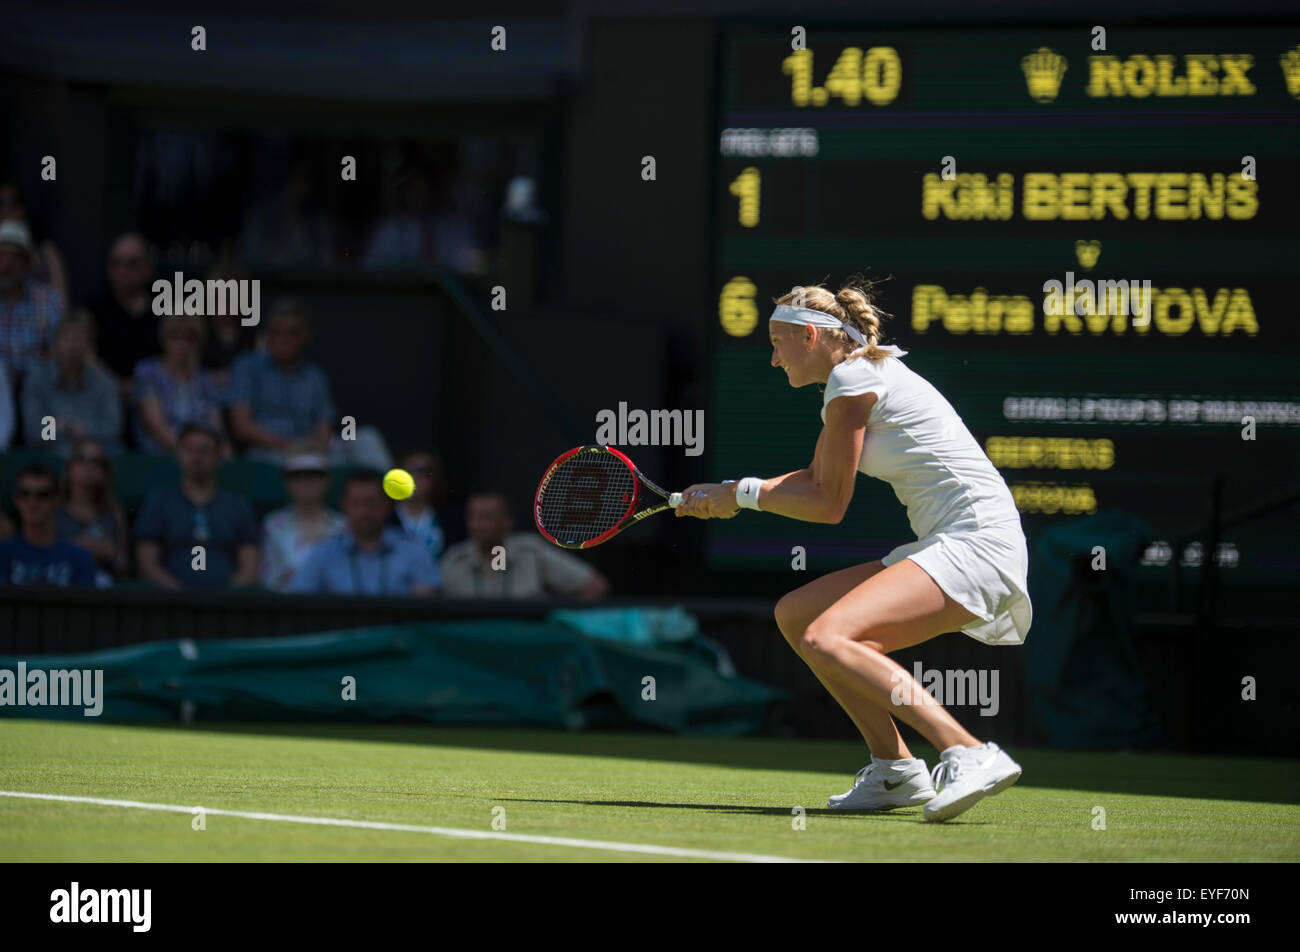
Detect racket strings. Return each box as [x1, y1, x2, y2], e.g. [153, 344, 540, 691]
[537, 451, 637, 544]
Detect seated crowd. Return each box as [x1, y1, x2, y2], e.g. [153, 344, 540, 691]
[0, 208, 608, 601]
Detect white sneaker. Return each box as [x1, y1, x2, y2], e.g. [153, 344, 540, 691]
[922, 742, 1022, 822]
[827, 761, 935, 811]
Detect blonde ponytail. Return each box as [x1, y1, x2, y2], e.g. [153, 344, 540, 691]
[775, 277, 893, 360]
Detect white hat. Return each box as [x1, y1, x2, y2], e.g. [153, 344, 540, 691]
[0, 219, 33, 255]
[283, 452, 328, 473]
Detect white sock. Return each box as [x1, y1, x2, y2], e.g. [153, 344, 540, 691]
[941, 744, 966, 758]
[871, 755, 915, 772]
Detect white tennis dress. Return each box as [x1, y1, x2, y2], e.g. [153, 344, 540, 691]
[820, 346, 1032, 646]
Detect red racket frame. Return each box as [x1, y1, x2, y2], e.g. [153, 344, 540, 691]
[535, 445, 676, 549]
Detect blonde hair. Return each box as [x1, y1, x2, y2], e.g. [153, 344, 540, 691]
[774, 277, 894, 361]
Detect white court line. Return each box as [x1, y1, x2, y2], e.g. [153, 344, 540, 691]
[0, 790, 830, 864]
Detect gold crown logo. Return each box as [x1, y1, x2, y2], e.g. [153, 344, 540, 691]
[1074, 240, 1102, 270]
[1022, 47, 1068, 103]
[1280, 45, 1300, 99]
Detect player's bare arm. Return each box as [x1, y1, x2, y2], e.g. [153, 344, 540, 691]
[676, 392, 874, 523]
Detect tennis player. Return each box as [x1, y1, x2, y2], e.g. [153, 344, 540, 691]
[675, 281, 1032, 822]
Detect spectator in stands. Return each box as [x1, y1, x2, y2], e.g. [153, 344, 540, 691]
[0, 463, 95, 587]
[239, 162, 335, 267]
[0, 462, 11, 538]
[134, 423, 259, 589]
[133, 315, 226, 455]
[440, 492, 609, 600]
[227, 299, 331, 459]
[200, 261, 258, 393]
[91, 232, 159, 392]
[390, 449, 446, 562]
[363, 169, 484, 275]
[57, 437, 128, 583]
[0, 361, 13, 450]
[290, 470, 439, 597]
[0, 219, 65, 389]
[203, 313, 257, 389]
[260, 449, 345, 592]
[363, 170, 438, 270]
[20, 311, 122, 456]
[0, 181, 69, 303]
[228, 298, 391, 470]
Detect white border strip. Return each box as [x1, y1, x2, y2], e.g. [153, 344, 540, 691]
[0, 790, 829, 864]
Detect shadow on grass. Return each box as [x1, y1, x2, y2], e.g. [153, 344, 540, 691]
[159, 721, 1300, 807]
[491, 797, 983, 823]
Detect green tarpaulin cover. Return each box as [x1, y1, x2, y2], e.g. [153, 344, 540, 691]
[0, 619, 784, 736]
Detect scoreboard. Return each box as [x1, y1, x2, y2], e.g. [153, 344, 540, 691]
[707, 24, 1300, 599]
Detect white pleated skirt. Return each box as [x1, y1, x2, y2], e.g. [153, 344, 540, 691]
[881, 520, 1033, 646]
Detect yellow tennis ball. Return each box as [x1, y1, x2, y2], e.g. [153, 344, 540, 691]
[383, 468, 415, 501]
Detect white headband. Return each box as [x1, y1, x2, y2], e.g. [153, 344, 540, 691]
[769, 304, 909, 358]
[769, 304, 869, 345]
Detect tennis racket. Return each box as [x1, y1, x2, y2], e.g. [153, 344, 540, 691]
[535, 445, 684, 548]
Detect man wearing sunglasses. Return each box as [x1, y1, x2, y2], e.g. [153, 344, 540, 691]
[0, 463, 95, 587]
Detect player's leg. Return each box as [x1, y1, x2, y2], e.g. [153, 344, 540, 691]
[799, 557, 1022, 820]
[773, 561, 911, 756]
[775, 561, 941, 811]
[799, 557, 982, 747]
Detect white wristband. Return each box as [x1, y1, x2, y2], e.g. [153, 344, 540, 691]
[735, 477, 763, 510]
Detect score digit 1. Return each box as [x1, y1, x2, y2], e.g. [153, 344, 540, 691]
[729, 167, 761, 227]
[783, 49, 819, 107]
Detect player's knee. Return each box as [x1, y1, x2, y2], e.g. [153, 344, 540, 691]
[799, 621, 839, 657]
[773, 593, 805, 643]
